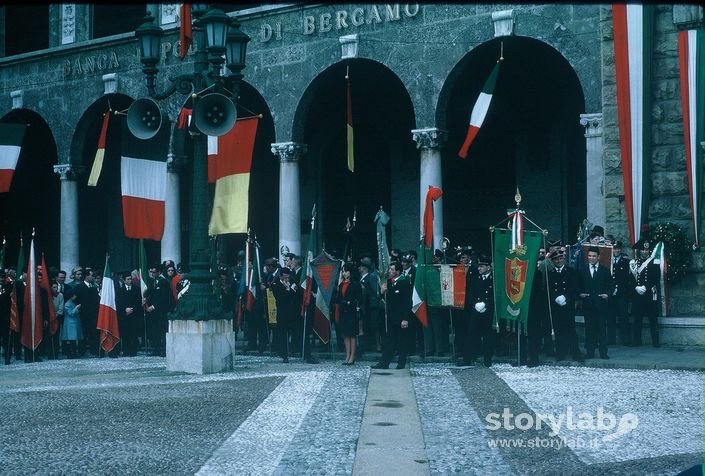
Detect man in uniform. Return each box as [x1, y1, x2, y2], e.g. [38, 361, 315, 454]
[630, 238, 660, 347]
[547, 249, 584, 363]
[358, 256, 381, 355]
[459, 254, 495, 367]
[609, 241, 631, 345]
[579, 246, 613, 359]
[272, 267, 300, 363]
[372, 262, 413, 369]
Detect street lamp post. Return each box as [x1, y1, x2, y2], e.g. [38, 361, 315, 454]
[134, 6, 250, 373]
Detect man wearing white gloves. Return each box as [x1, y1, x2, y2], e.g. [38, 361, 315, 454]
[629, 238, 660, 347]
[458, 254, 495, 367]
[547, 247, 584, 363]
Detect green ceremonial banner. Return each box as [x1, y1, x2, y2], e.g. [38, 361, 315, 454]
[492, 228, 542, 333]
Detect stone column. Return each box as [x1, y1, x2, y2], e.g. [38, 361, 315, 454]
[580, 113, 606, 228]
[161, 154, 181, 265]
[53, 164, 83, 274]
[412, 128, 447, 250]
[271, 142, 306, 259]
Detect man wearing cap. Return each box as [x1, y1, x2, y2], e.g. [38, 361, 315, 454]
[459, 254, 495, 367]
[547, 249, 584, 363]
[629, 238, 660, 347]
[609, 241, 631, 345]
[372, 262, 413, 369]
[272, 267, 300, 363]
[579, 246, 613, 359]
[359, 256, 382, 354]
[456, 247, 475, 360]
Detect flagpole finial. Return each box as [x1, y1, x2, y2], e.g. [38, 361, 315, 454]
[31, 228, 35, 238]
[352, 206, 357, 226]
[345, 217, 351, 232]
[514, 187, 522, 207]
[499, 41, 504, 61]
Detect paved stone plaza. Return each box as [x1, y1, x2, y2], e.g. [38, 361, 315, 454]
[1, 353, 703, 475]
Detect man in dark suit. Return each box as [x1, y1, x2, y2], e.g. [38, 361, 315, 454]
[579, 246, 614, 359]
[629, 238, 661, 347]
[459, 254, 495, 367]
[372, 261, 413, 370]
[547, 249, 584, 363]
[272, 267, 300, 363]
[144, 264, 170, 356]
[116, 274, 142, 357]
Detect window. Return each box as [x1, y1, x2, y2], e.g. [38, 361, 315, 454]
[92, 4, 146, 39]
[4, 5, 49, 56]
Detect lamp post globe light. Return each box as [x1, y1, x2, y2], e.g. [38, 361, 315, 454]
[133, 6, 250, 373]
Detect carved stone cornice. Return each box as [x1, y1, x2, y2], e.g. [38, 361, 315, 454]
[53, 164, 85, 181]
[580, 113, 603, 138]
[411, 128, 448, 150]
[271, 142, 307, 163]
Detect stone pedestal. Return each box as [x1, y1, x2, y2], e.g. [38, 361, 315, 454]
[166, 319, 236, 374]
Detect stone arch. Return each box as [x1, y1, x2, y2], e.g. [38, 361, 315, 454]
[0, 109, 60, 264]
[291, 58, 417, 254]
[437, 35, 586, 248]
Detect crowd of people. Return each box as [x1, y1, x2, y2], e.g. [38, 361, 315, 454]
[0, 261, 183, 364]
[1, 224, 662, 369]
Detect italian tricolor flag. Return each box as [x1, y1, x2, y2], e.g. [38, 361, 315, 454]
[612, 4, 654, 245]
[96, 256, 120, 352]
[0, 123, 26, 193]
[120, 119, 168, 240]
[458, 60, 501, 159]
[678, 28, 705, 247]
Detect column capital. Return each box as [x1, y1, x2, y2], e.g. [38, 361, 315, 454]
[579, 113, 603, 138]
[411, 128, 448, 150]
[271, 142, 307, 162]
[53, 164, 85, 181]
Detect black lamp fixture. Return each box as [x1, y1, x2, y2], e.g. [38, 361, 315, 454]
[134, 13, 163, 90]
[226, 19, 250, 76]
[130, 4, 251, 322]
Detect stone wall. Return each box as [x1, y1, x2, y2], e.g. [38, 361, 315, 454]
[601, 4, 704, 316]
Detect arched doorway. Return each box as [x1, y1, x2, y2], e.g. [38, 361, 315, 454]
[294, 59, 417, 260]
[438, 37, 586, 253]
[0, 110, 59, 267]
[72, 93, 142, 272]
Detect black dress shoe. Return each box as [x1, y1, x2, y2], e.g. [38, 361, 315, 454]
[600, 354, 610, 360]
[395, 363, 406, 369]
[527, 361, 539, 368]
[282, 357, 289, 363]
[573, 355, 585, 363]
[371, 363, 388, 369]
[585, 352, 595, 359]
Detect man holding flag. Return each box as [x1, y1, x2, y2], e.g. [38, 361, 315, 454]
[372, 261, 413, 370]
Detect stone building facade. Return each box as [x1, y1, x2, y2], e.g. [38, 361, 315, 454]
[0, 4, 702, 341]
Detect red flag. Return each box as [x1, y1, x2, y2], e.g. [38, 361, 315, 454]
[423, 186, 443, 247]
[20, 237, 42, 350]
[179, 4, 192, 60]
[39, 254, 58, 335]
[9, 284, 20, 333]
[96, 256, 120, 352]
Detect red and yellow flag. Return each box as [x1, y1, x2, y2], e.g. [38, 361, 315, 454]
[87, 110, 111, 186]
[208, 117, 260, 235]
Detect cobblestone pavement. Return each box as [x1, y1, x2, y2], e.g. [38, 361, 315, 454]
[1, 355, 702, 475]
